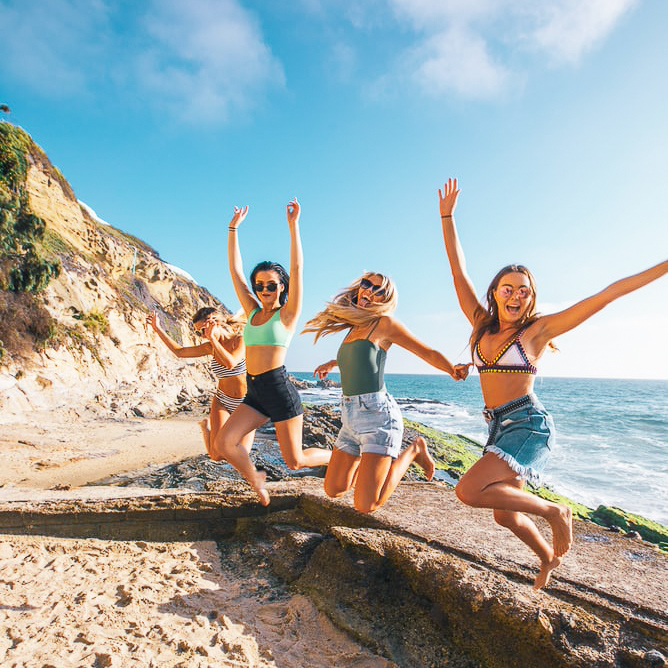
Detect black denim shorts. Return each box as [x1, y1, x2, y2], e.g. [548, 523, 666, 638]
[242, 366, 304, 422]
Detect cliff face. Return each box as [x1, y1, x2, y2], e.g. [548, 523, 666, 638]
[0, 126, 225, 422]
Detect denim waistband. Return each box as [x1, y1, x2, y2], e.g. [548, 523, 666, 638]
[482, 393, 536, 422]
[342, 388, 387, 404]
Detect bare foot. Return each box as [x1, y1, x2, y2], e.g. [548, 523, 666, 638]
[548, 504, 573, 557]
[533, 554, 562, 590]
[250, 469, 270, 507]
[413, 436, 435, 481]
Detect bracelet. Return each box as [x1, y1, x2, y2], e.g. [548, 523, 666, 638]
[228, 227, 237, 231]
[441, 214, 453, 218]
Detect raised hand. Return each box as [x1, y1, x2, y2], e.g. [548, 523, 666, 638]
[147, 310, 160, 332]
[286, 197, 300, 226]
[438, 177, 460, 218]
[202, 319, 221, 342]
[229, 205, 249, 230]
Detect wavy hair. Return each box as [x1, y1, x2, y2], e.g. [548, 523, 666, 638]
[302, 271, 398, 343]
[192, 306, 246, 338]
[470, 264, 556, 354]
[250, 261, 290, 306]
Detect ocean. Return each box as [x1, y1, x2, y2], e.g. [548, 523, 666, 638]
[292, 373, 668, 526]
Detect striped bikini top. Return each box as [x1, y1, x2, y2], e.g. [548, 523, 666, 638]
[473, 328, 537, 375]
[210, 357, 246, 379]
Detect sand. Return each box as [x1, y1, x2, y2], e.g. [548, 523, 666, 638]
[0, 411, 395, 667]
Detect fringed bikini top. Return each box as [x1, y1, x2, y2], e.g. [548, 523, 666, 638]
[473, 328, 537, 375]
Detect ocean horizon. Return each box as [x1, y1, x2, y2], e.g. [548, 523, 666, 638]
[292, 372, 668, 526]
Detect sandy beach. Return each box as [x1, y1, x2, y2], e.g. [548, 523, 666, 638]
[0, 412, 395, 667]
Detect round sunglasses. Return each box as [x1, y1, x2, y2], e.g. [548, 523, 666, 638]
[253, 281, 279, 293]
[360, 277, 386, 297]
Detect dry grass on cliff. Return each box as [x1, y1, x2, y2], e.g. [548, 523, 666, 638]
[0, 289, 55, 358]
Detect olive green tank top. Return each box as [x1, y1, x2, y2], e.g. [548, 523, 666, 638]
[336, 321, 387, 396]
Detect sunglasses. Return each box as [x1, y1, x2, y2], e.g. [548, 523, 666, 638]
[498, 285, 532, 299]
[253, 281, 279, 293]
[360, 277, 386, 297]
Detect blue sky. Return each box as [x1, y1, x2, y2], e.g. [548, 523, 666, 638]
[2, 0, 666, 378]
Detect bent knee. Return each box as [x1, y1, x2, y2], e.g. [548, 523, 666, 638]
[353, 500, 379, 514]
[455, 481, 480, 507]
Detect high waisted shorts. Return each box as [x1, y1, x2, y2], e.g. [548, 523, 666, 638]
[483, 393, 555, 484]
[242, 366, 303, 422]
[335, 390, 403, 459]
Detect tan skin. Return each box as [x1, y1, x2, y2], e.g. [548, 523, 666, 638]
[146, 311, 254, 458]
[211, 200, 331, 506]
[439, 177, 668, 588]
[314, 274, 470, 513]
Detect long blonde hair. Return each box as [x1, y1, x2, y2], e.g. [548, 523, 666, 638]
[192, 306, 246, 338]
[303, 271, 398, 343]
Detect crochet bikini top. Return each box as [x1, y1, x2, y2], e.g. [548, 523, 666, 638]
[473, 327, 537, 375]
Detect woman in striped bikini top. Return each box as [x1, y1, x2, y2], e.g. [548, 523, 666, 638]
[147, 306, 248, 459]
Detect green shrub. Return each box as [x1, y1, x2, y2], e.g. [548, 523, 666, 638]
[74, 308, 109, 336]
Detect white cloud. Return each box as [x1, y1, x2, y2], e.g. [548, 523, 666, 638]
[375, 0, 638, 98]
[0, 0, 110, 95]
[138, 0, 285, 122]
[0, 0, 282, 123]
[526, 0, 639, 63]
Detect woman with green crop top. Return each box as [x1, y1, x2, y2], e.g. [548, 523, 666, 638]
[303, 271, 470, 513]
[210, 198, 331, 506]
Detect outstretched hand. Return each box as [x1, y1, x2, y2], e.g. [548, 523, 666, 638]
[286, 197, 300, 226]
[314, 359, 336, 379]
[229, 205, 249, 230]
[451, 362, 472, 381]
[439, 177, 460, 218]
[147, 310, 160, 332]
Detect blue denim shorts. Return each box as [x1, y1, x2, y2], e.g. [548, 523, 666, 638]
[335, 390, 403, 458]
[483, 394, 555, 483]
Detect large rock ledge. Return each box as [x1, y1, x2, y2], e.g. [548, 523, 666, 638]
[0, 480, 666, 668]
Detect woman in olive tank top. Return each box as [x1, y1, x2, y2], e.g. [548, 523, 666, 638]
[303, 272, 470, 513]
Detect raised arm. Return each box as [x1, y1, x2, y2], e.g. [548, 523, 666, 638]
[439, 178, 483, 325]
[382, 316, 469, 380]
[227, 205, 259, 316]
[202, 321, 245, 369]
[528, 260, 668, 352]
[147, 311, 211, 358]
[281, 197, 303, 328]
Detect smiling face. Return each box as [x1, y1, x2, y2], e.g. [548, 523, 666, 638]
[494, 271, 534, 323]
[253, 269, 284, 307]
[357, 273, 387, 308]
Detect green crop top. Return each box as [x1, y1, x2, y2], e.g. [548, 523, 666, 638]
[336, 321, 387, 396]
[243, 308, 293, 347]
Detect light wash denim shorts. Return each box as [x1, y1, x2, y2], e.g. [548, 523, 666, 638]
[483, 393, 555, 483]
[335, 390, 403, 458]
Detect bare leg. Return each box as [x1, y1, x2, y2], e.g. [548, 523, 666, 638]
[324, 448, 361, 498]
[212, 404, 270, 505]
[456, 452, 573, 559]
[275, 414, 332, 469]
[353, 436, 431, 513]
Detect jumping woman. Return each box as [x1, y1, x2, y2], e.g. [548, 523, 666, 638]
[304, 271, 469, 513]
[147, 307, 253, 457]
[439, 177, 667, 588]
[211, 199, 331, 505]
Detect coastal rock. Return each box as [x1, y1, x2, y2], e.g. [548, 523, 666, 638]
[2, 484, 666, 668]
[0, 127, 227, 424]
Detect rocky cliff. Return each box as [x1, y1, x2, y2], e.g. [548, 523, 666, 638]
[0, 123, 225, 422]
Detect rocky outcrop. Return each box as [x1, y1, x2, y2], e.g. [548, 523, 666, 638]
[1, 483, 666, 668]
[0, 128, 227, 422]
